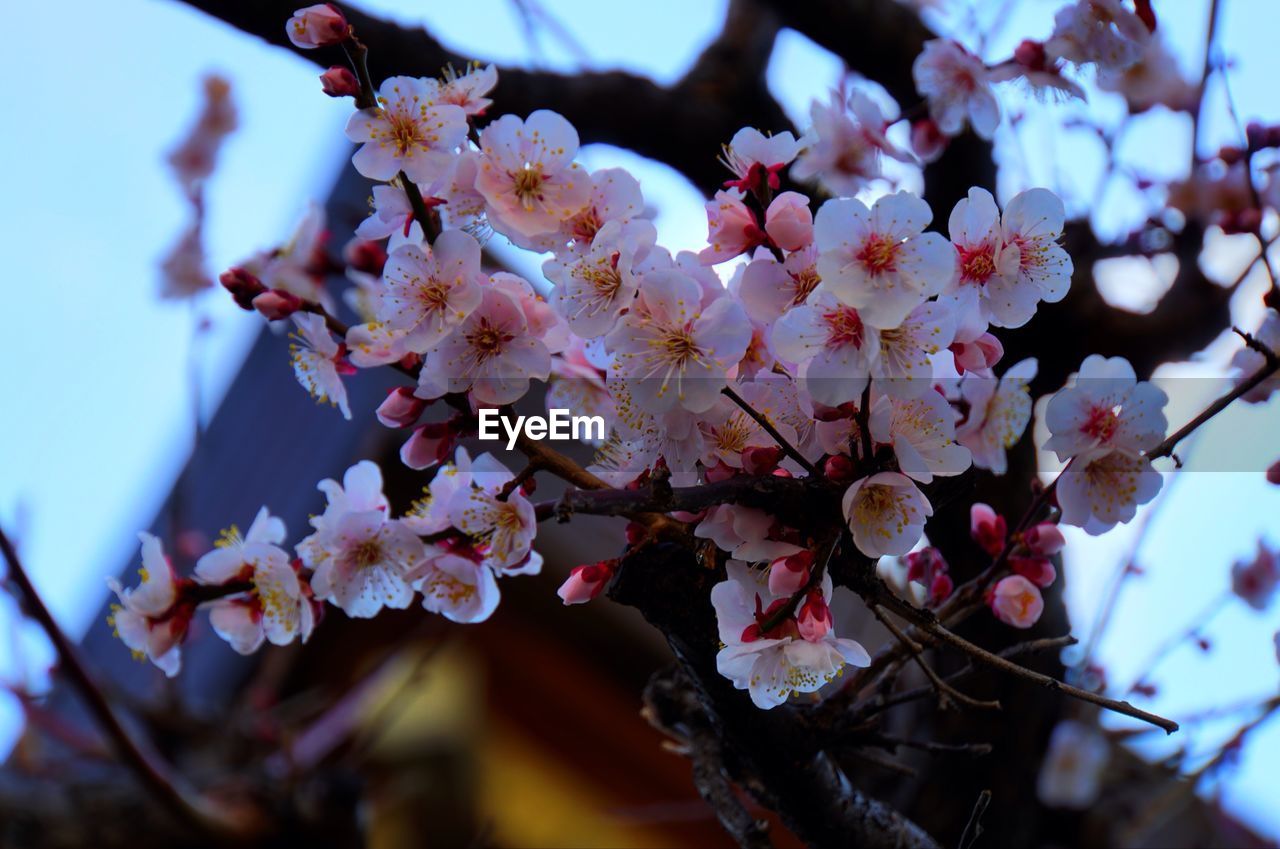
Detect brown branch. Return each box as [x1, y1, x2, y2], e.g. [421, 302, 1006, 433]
[0, 527, 246, 838]
[870, 604, 1002, 712]
[1147, 355, 1280, 460]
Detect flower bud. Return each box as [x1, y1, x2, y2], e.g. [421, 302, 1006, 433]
[988, 575, 1044, 628]
[951, 332, 1004, 374]
[1010, 556, 1057, 588]
[910, 118, 947, 164]
[376, 387, 428, 428]
[763, 191, 813, 252]
[768, 551, 813, 597]
[343, 238, 387, 275]
[970, 503, 1007, 556]
[823, 453, 857, 483]
[319, 65, 361, 98]
[1266, 459, 1280, 485]
[252, 289, 303, 320]
[220, 267, 265, 310]
[797, 590, 833, 643]
[742, 445, 784, 476]
[557, 560, 616, 605]
[1023, 522, 1066, 556]
[400, 418, 459, 470]
[286, 4, 348, 49]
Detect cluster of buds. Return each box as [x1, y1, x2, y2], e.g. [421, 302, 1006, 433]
[972, 503, 1066, 628]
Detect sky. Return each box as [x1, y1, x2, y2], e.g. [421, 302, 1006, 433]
[1, 0, 1278, 837]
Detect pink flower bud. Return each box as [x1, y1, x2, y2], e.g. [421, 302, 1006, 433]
[1024, 522, 1066, 556]
[557, 560, 616, 605]
[904, 547, 953, 606]
[1266, 460, 1280, 485]
[911, 118, 948, 164]
[988, 575, 1044, 628]
[764, 191, 813, 252]
[797, 590, 833, 643]
[768, 551, 813, 597]
[343, 238, 387, 275]
[970, 503, 1007, 556]
[286, 4, 349, 49]
[1010, 556, 1057, 588]
[823, 454, 857, 483]
[400, 419, 459, 470]
[950, 332, 1004, 374]
[252, 289, 303, 320]
[697, 190, 764, 264]
[376, 387, 428, 428]
[319, 65, 360, 98]
[1012, 39, 1047, 71]
[742, 445, 784, 476]
[220, 267, 265, 310]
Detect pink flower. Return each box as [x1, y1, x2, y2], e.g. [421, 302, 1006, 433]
[792, 89, 914, 197]
[376, 387, 428, 428]
[721, 127, 803, 194]
[815, 192, 956, 330]
[1046, 0, 1150, 73]
[868, 390, 971, 484]
[319, 66, 360, 98]
[1057, 448, 1162, 534]
[1010, 557, 1057, 588]
[345, 77, 468, 185]
[694, 505, 804, 563]
[415, 286, 552, 406]
[842, 472, 932, 557]
[772, 292, 879, 406]
[988, 574, 1044, 628]
[1024, 522, 1066, 556]
[764, 192, 814, 252]
[698, 189, 765, 264]
[903, 548, 954, 607]
[1231, 542, 1279, 611]
[289, 313, 353, 420]
[912, 40, 1000, 140]
[796, 591, 833, 642]
[107, 534, 190, 677]
[399, 419, 463, 470]
[436, 63, 498, 116]
[605, 269, 751, 414]
[415, 552, 501, 623]
[737, 244, 822, 323]
[768, 551, 814, 597]
[951, 332, 1004, 374]
[375, 230, 485, 352]
[286, 4, 348, 49]
[1044, 355, 1168, 461]
[557, 560, 617, 605]
[956, 357, 1037, 474]
[475, 110, 592, 239]
[546, 219, 658, 338]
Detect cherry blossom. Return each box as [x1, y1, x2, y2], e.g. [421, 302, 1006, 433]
[737, 243, 822, 323]
[871, 300, 957, 398]
[106, 534, 188, 677]
[814, 192, 956, 330]
[290, 313, 354, 420]
[970, 503, 1008, 556]
[791, 89, 913, 197]
[695, 505, 804, 563]
[912, 40, 1000, 140]
[557, 560, 617, 605]
[538, 167, 648, 256]
[1046, 0, 1150, 73]
[286, 4, 348, 49]
[402, 448, 510, 536]
[988, 574, 1044, 628]
[1230, 542, 1278, 611]
[1056, 448, 1162, 533]
[435, 63, 499, 116]
[955, 358, 1037, 474]
[546, 219, 657, 338]
[1043, 355, 1168, 461]
[475, 110, 592, 239]
[841, 472, 933, 557]
[772, 292, 879, 406]
[720, 127, 803, 194]
[375, 230, 485, 352]
[415, 552, 501, 623]
[1037, 720, 1110, 809]
[869, 390, 971, 483]
[345, 76, 468, 185]
[450, 466, 542, 575]
[711, 561, 870, 710]
[415, 286, 552, 406]
[605, 269, 751, 414]
[298, 461, 424, 618]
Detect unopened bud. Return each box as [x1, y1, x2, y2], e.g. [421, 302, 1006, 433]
[376, 386, 428, 428]
[343, 238, 387, 274]
[220, 267, 265, 310]
[797, 590, 833, 643]
[286, 4, 349, 49]
[319, 65, 361, 98]
[557, 560, 617, 605]
[252, 289, 303, 320]
[823, 453, 857, 483]
[743, 445, 783, 476]
[768, 551, 813, 597]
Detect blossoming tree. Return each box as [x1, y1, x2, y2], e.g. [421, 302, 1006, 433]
[4, 0, 1280, 846]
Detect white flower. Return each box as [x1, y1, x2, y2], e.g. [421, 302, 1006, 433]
[791, 89, 914, 197]
[546, 219, 657, 338]
[955, 358, 1037, 474]
[869, 391, 971, 483]
[841, 472, 932, 557]
[415, 552, 501, 623]
[1037, 720, 1110, 809]
[290, 313, 352, 419]
[722, 127, 804, 185]
[872, 300, 957, 398]
[475, 110, 592, 239]
[299, 461, 424, 618]
[814, 192, 955, 330]
[1057, 448, 1161, 534]
[694, 505, 804, 563]
[436, 63, 498, 116]
[415, 286, 553, 406]
[1043, 355, 1167, 461]
[604, 269, 751, 414]
[449, 465, 542, 575]
[375, 230, 485, 352]
[402, 449, 511, 535]
[107, 534, 186, 677]
[712, 561, 870, 710]
[737, 244, 822, 324]
[345, 76, 468, 184]
[772, 291, 879, 407]
[1046, 0, 1149, 72]
[913, 40, 1000, 139]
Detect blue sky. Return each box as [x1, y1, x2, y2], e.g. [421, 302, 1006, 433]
[1, 0, 1278, 836]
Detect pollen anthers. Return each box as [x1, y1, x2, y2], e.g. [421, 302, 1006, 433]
[856, 232, 902, 274]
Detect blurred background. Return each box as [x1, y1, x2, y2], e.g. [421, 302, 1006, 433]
[1, 0, 1278, 846]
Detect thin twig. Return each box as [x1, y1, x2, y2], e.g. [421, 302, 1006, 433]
[871, 604, 1001, 712]
[721, 385, 816, 475]
[957, 789, 992, 849]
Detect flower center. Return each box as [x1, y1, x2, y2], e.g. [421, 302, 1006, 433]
[656, 324, 702, 367]
[387, 113, 425, 156]
[822, 306, 866, 349]
[353, 538, 384, 568]
[467, 318, 514, 362]
[512, 164, 545, 210]
[788, 266, 821, 305]
[1082, 405, 1121, 442]
[856, 234, 901, 274]
[959, 245, 997, 284]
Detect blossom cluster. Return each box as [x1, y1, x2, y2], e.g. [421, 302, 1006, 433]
[115, 2, 1272, 713]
